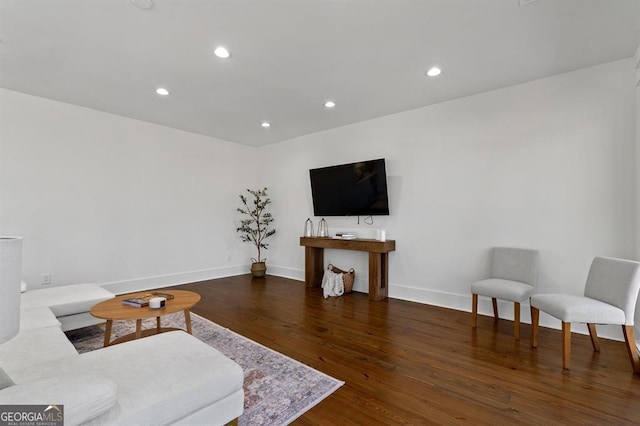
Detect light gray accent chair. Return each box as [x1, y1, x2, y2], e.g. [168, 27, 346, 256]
[471, 247, 539, 340]
[530, 256, 640, 373]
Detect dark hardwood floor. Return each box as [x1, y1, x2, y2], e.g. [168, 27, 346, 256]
[168, 275, 640, 425]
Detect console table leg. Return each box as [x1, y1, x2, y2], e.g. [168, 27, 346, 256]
[369, 252, 389, 301]
[305, 246, 324, 288]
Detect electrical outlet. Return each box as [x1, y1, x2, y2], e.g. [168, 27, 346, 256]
[41, 273, 51, 285]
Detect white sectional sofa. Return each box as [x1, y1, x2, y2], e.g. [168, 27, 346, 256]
[20, 283, 116, 331]
[0, 284, 245, 425]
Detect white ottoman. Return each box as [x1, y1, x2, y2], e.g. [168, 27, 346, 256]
[21, 284, 115, 331]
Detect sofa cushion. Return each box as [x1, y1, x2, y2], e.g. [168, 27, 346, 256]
[0, 327, 78, 379]
[0, 372, 118, 425]
[0, 367, 14, 390]
[83, 332, 244, 425]
[21, 284, 114, 317]
[19, 307, 60, 330]
[57, 312, 107, 332]
[10, 331, 244, 425]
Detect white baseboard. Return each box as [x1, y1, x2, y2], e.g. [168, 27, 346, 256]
[265, 265, 305, 281]
[100, 265, 250, 295]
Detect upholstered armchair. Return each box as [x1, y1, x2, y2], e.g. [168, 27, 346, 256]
[530, 256, 640, 373]
[471, 247, 539, 340]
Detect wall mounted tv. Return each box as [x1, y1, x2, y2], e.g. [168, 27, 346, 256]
[309, 158, 390, 216]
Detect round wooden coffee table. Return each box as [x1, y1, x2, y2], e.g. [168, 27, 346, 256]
[90, 290, 201, 347]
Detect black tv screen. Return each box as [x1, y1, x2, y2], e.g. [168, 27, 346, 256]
[309, 158, 390, 216]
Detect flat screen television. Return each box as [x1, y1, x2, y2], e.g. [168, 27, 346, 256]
[309, 158, 390, 216]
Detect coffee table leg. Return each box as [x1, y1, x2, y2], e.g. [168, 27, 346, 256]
[156, 316, 161, 333]
[104, 320, 113, 347]
[135, 319, 142, 339]
[184, 309, 193, 334]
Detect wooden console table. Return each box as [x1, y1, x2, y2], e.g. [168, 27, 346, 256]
[299, 237, 396, 301]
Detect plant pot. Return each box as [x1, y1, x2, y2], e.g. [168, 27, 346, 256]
[251, 261, 267, 278]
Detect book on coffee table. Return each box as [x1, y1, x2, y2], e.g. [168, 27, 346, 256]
[122, 297, 150, 307]
[122, 292, 175, 307]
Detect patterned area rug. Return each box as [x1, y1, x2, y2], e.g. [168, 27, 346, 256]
[66, 313, 343, 425]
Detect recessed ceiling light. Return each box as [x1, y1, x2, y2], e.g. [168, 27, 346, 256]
[214, 46, 231, 59]
[426, 67, 442, 77]
[155, 88, 170, 96]
[261, 121, 271, 128]
[130, 0, 153, 9]
[324, 101, 336, 108]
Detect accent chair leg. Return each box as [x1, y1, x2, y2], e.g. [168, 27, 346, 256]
[531, 306, 539, 348]
[587, 323, 600, 352]
[514, 302, 520, 341]
[562, 322, 571, 370]
[492, 298, 499, 321]
[472, 294, 478, 328]
[622, 325, 640, 374]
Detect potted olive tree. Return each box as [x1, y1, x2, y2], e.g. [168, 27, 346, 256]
[236, 188, 276, 278]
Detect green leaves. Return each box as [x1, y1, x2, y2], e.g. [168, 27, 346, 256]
[236, 187, 276, 263]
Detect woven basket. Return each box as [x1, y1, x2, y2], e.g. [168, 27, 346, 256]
[328, 264, 355, 293]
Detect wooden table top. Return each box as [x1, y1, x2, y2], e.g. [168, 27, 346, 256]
[299, 236, 396, 253]
[90, 289, 201, 321]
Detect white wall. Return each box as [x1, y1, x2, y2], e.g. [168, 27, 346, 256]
[262, 59, 637, 339]
[635, 44, 640, 340]
[636, 80, 640, 343]
[0, 89, 256, 293]
[0, 59, 637, 341]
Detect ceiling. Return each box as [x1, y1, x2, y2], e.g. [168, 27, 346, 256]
[1, 0, 639, 147]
